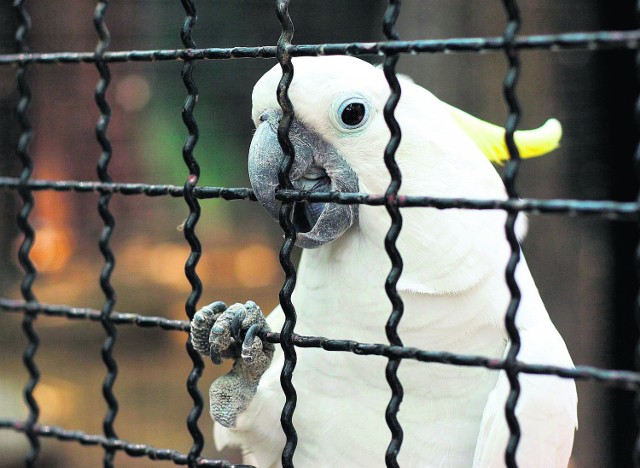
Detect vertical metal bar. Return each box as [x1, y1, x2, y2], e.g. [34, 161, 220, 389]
[634, 2, 640, 466]
[179, 1, 205, 465]
[13, 1, 40, 466]
[501, 1, 523, 467]
[93, 2, 119, 467]
[275, 1, 298, 466]
[382, 1, 404, 467]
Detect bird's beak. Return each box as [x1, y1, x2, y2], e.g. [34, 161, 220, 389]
[248, 110, 359, 248]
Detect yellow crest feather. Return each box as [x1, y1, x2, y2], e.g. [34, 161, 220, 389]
[446, 104, 562, 164]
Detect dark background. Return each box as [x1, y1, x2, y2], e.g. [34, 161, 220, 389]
[0, 1, 637, 466]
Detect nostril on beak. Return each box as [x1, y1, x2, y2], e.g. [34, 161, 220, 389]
[259, 109, 282, 124]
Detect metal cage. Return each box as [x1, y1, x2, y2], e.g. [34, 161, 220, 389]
[1, 1, 639, 467]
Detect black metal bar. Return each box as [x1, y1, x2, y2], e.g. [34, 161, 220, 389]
[275, 334, 640, 389]
[0, 298, 191, 331]
[0, 177, 258, 199]
[0, 176, 639, 219]
[634, 2, 640, 466]
[13, 1, 40, 466]
[275, 190, 640, 219]
[3, 298, 640, 390]
[501, 1, 523, 466]
[275, 1, 298, 466]
[0, 30, 639, 65]
[93, 2, 119, 466]
[0, 419, 246, 467]
[381, 1, 404, 467]
[178, 0, 206, 466]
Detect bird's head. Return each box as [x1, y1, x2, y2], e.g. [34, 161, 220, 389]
[249, 57, 396, 248]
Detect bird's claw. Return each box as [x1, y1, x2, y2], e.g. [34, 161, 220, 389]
[200, 301, 272, 366]
[190, 300, 275, 428]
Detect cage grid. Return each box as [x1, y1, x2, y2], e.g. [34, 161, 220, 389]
[0, 1, 639, 467]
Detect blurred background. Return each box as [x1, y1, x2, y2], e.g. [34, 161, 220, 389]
[0, 1, 637, 466]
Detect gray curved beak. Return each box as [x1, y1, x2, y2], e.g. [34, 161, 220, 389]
[248, 110, 359, 248]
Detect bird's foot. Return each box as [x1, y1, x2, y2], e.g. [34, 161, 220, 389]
[190, 301, 274, 428]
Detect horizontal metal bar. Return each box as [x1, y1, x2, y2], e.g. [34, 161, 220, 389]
[276, 190, 640, 220]
[0, 298, 190, 332]
[265, 332, 640, 391]
[0, 30, 637, 65]
[0, 177, 257, 201]
[1, 177, 637, 219]
[3, 298, 639, 389]
[0, 419, 249, 468]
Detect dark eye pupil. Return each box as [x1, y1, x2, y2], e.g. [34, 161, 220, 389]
[341, 103, 365, 126]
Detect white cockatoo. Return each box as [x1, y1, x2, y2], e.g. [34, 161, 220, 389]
[190, 56, 577, 468]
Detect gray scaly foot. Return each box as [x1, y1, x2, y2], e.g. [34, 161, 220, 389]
[190, 301, 274, 428]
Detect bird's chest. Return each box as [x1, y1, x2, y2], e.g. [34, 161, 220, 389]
[256, 243, 509, 467]
[294, 243, 507, 352]
[290, 245, 507, 396]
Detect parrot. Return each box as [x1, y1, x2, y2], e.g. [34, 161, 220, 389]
[190, 55, 577, 468]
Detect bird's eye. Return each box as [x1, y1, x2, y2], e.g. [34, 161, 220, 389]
[335, 97, 370, 131]
[341, 102, 366, 126]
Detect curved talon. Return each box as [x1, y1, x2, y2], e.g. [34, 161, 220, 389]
[210, 347, 223, 365]
[230, 309, 247, 342]
[241, 323, 262, 362]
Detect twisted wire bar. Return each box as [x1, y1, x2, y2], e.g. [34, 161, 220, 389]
[178, 0, 206, 465]
[282, 335, 640, 389]
[0, 419, 248, 468]
[93, 2, 120, 466]
[381, 1, 404, 466]
[0, 177, 258, 199]
[0, 30, 639, 65]
[501, 1, 523, 466]
[634, 2, 640, 465]
[0, 176, 639, 220]
[275, 1, 298, 466]
[0, 298, 191, 331]
[3, 298, 640, 391]
[275, 190, 640, 219]
[13, 1, 40, 466]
